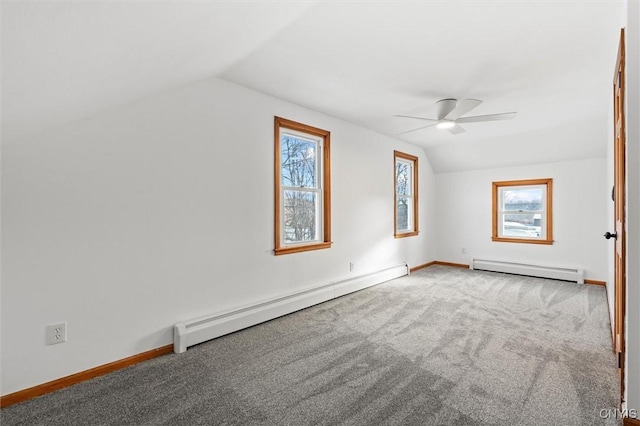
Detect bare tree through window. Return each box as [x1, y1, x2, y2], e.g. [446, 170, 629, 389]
[396, 161, 410, 231]
[394, 151, 418, 237]
[281, 135, 318, 243]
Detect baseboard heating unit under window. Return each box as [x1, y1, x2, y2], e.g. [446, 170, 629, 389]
[470, 259, 584, 284]
[173, 263, 409, 354]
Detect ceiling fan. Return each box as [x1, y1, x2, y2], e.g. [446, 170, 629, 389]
[396, 98, 516, 135]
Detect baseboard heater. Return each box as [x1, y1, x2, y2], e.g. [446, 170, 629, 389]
[470, 258, 584, 284]
[173, 263, 409, 354]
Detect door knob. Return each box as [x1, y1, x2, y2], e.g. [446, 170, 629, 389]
[604, 231, 618, 240]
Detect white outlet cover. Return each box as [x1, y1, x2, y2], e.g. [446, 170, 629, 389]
[46, 322, 67, 345]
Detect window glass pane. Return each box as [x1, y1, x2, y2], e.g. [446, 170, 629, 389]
[502, 213, 542, 237]
[502, 187, 542, 211]
[281, 135, 317, 188]
[397, 196, 411, 231]
[283, 190, 318, 243]
[396, 161, 411, 195]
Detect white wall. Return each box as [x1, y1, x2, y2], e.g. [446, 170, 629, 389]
[1, 77, 436, 395]
[624, 0, 640, 411]
[435, 159, 609, 281]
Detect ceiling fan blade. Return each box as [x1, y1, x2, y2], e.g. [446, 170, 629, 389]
[435, 99, 457, 120]
[448, 124, 466, 135]
[445, 99, 483, 120]
[456, 112, 517, 123]
[395, 114, 439, 122]
[397, 122, 439, 135]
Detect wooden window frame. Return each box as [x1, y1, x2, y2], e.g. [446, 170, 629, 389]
[394, 151, 419, 238]
[492, 178, 553, 245]
[274, 117, 331, 255]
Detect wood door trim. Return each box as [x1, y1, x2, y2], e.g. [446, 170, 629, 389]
[624, 417, 640, 426]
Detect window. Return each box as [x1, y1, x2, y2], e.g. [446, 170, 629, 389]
[274, 117, 331, 255]
[492, 178, 553, 244]
[394, 151, 419, 237]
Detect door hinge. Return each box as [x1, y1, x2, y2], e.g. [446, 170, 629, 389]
[618, 351, 622, 368]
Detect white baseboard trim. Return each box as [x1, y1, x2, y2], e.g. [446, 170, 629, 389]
[174, 263, 409, 353]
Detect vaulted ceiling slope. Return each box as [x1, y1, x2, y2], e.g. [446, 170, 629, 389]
[2, 1, 624, 172]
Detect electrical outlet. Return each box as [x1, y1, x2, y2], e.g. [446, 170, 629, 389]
[46, 322, 67, 345]
[461, 247, 467, 254]
[350, 262, 355, 272]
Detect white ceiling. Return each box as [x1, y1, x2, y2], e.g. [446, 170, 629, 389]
[3, 1, 624, 172]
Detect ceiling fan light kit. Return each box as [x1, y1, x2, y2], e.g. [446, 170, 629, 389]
[436, 121, 456, 129]
[397, 98, 517, 135]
